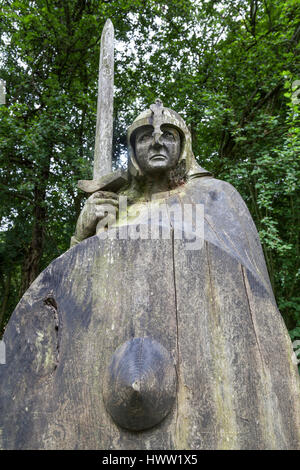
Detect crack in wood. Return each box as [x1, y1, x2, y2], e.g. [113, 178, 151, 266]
[171, 227, 180, 435]
[43, 295, 60, 370]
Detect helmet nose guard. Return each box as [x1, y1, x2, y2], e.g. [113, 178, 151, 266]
[150, 99, 164, 144]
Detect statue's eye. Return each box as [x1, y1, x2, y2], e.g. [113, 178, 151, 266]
[139, 134, 152, 142]
[163, 131, 174, 140]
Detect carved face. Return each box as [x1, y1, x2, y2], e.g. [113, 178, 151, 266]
[134, 125, 181, 175]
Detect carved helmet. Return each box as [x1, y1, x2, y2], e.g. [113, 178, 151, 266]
[127, 99, 210, 179]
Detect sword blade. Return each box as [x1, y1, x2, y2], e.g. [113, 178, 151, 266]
[94, 19, 114, 180]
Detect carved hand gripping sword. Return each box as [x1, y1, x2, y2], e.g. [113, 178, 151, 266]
[78, 19, 127, 194]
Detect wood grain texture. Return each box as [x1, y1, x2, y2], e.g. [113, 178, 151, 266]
[0, 177, 299, 449]
[78, 169, 128, 193]
[103, 337, 176, 431]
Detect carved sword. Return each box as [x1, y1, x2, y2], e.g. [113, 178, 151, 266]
[78, 19, 127, 194]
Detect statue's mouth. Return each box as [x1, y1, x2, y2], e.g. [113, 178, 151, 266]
[150, 154, 167, 162]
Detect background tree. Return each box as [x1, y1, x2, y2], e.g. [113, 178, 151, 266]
[0, 0, 299, 363]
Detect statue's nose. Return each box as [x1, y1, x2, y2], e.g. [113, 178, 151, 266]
[152, 131, 163, 147]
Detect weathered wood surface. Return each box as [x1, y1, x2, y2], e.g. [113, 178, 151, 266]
[93, 18, 114, 180]
[103, 337, 177, 431]
[0, 177, 299, 449]
[78, 169, 128, 194]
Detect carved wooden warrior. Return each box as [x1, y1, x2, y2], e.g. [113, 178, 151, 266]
[0, 101, 300, 450]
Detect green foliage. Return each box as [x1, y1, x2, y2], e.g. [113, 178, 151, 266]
[0, 0, 299, 350]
